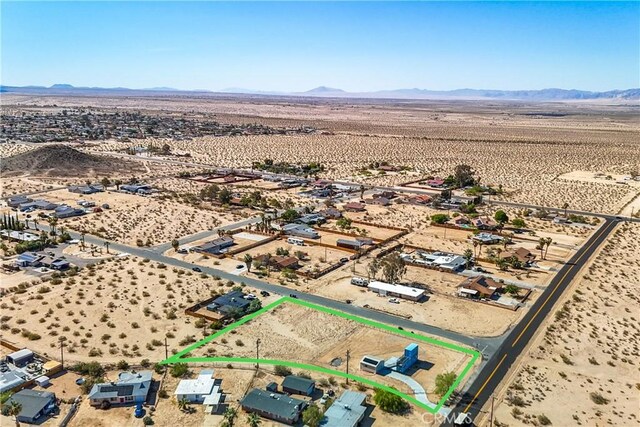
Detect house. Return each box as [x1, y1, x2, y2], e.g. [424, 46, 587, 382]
[404, 194, 432, 205]
[6, 349, 34, 367]
[6, 196, 32, 208]
[271, 256, 300, 271]
[240, 388, 307, 425]
[16, 252, 44, 268]
[41, 257, 71, 270]
[281, 375, 315, 396]
[88, 371, 153, 407]
[425, 178, 447, 188]
[0, 230, 40, 242]
[5, 389, 57, 424]
[193, 236, 235, 255]
[499, 247, 536, 265]
[343, 202, 366, 212]
[416, 252, 466, 271]
[364, 197, 390, 206]
[454, 216, 471, 226]
[68, 185, 103, 194]
[473, 217, 498, 230]
[360, 356, 384, 374]
[472, 233, 503, 244]
[282, 223, 319, 239]
[19, 199, 59, 211]
[174, 370, 222, 412]
[323, 391, 368, 427]
[120, 184, 152, 194]
[336, 239, 364, 251]
[319, 208, 342, 219]
[367, 281, 425, 301]
[297, 213, 326, 225]
[206, 291, 252, 317]
[0, 371, 28, 393]
[457, 276, 501, 299]
[54, 205, 84, 219]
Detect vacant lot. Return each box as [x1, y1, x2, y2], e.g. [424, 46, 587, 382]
[191, 301, 475, 404]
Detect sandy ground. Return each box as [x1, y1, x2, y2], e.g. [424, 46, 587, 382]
[30, 187, 244, 246]
[0, 255, 277, 364]
[491, 222, 640, 427]
[191, 301, 475, 404]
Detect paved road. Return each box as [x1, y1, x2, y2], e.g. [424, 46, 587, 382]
[444, 217, 620, 425]
[40, 224, 500, 351]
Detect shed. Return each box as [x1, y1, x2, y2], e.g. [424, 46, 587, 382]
[7, 348, 34, 367]
[281, 375, 316, 396]
[35, 376, 51, 387]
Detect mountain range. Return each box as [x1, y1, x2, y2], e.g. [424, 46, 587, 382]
[2, 84, 638, 101]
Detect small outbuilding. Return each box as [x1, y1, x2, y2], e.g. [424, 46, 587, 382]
[281, 375, 315, 396]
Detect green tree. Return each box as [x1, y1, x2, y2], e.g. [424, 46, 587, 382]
[373, 388, 408, 414]
[177, 397, 189, 412]
[494, 210, 509, 225]
[281, 209, 300, 222]
[380, 252, 406, 284]
[434, 371, 457, 396]
[454, 164, 476, 187]
[218, 188, 232, 204]
[511, 218, 526, 229]
[336, 217, 352, 230]
[430, 214, 449, 224]
[171, 239, 180, 251]
[302, 404, 323, 427]
[101, 177, 111, 188]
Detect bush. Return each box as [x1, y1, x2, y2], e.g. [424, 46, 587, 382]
[538, 414, 552, 425]
[143, 415, 154, 425]
[116, 360, 130, 370]
[373, 388, 408, 414]
[274, 365, 292, 377]
[170, 363, 190, 378]
[590, 392, 609, 405]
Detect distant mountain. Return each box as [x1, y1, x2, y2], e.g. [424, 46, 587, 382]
[2, 84, 638, 101]
[304, 86, 346, 94]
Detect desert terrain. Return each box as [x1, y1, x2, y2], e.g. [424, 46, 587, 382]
[491, 222, 640, 427]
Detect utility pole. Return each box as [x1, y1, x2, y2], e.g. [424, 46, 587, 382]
[256, 338, 261, 370]
[59, 338, 65, 369]
[164, 337, 169, 360]
[489, 394, 495, 426]
[346, 349, 351, 385]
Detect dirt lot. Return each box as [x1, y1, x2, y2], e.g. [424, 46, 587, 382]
[491, 222, 640, 427]
[190, 301, 475, 404]
[0, 256, 276, 364]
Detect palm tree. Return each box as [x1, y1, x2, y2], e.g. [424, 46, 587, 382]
[243, 254, 253, 272]
[247, 413, 261, 427]
[472, 240, 479, 257]
[104, 241, 110, 254]
[544, 237, 553, 259]
[562, 202, 569, 217]
[222, 407, 238, 427]
[33, 219, 39, 231]
[5, 400, 22, 427]
[47, 217, 58, 235]
[177, 397, 189, 412]
[80, 232, 86, 250]
[463, 249, 474, 269]
[537, 237, 546, 259]
[359, 184, 365, 200]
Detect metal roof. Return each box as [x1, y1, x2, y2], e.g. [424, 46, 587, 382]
[8, 389, 56, 420]
[241, 389, 306, 421]
[322, 391, 367, 427]
[282, 375, 315, 393]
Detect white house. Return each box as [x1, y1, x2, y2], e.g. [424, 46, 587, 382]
[174, 370, 222, 413]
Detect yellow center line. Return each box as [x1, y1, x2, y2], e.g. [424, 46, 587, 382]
[464, 353, 508, 413]
[511, 221, 613, 348]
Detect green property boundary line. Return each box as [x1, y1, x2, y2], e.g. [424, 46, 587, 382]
[160, 297, 480, 414]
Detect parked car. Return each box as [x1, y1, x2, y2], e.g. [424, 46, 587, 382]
[246, 294, 256, 300]
[236, 264, 245, 269]
[388, 298, 400, 304]
[340, 257, 349, 263]
[289, 294, 298, 299]
[345, 299, 352, 304]
[192, 267, 202, 272]
[260, 290, 270, 297]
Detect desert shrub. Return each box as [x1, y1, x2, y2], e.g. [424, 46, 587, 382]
[274, 365, 292, 377]
[590, 392, 609, 405]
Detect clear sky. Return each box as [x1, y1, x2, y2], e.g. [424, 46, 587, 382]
[2, 1, 639, 92]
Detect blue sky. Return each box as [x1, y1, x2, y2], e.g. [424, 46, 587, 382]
[2, 2, 639, 91]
